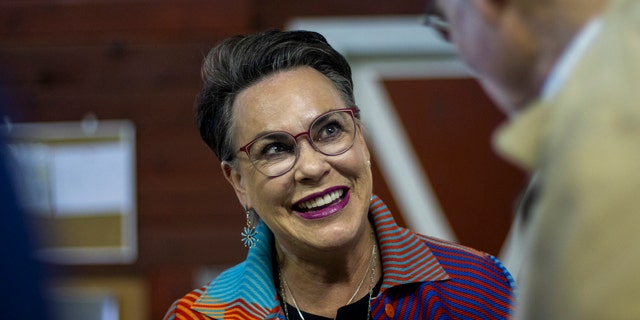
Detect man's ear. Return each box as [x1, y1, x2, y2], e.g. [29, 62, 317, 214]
[221, 161, 248, 206]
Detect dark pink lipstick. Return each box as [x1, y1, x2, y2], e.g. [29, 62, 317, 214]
[294, 187, 350, 220]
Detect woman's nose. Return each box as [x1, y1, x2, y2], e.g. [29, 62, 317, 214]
[292, 139, 329, 182]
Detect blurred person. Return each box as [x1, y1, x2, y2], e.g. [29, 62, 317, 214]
[0, 80, 52, 319]
[164, 30, 515, 320]
[423, 0, 640, 318]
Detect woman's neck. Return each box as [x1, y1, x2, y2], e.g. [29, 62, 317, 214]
[276, 225, 381, 318]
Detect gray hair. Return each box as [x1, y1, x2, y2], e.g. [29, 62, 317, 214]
[195, 29, 359, 162]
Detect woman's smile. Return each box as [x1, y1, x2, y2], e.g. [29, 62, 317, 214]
[293, 187, 350, 220]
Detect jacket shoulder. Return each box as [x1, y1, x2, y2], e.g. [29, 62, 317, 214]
[163, 286, 211, 320]
[417, 233, 516, 289]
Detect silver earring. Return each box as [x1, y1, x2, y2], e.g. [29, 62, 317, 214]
[241, 206, 258, 248]
[366, 160, 371, 167]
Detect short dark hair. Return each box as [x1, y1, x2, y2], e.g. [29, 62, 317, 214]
[195, 29, 359, 162]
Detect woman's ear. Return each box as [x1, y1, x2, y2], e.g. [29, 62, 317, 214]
[356, 122, 370, 156]
[355, 122, 372, 168]
[221, 161, 247, 206]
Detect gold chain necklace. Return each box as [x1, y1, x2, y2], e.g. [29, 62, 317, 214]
[279, 240, 377, 320]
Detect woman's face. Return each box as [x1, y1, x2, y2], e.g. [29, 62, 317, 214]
[224, 66, 373, 255]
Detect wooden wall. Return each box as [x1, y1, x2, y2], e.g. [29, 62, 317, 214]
[0, 1, 524, 319]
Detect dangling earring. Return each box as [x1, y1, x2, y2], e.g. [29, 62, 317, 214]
[241, 206, 258, 248]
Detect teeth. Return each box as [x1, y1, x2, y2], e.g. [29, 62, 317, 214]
[299, 189, 343, 210]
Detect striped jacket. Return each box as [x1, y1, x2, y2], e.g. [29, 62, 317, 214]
[164, 195, 515, 319]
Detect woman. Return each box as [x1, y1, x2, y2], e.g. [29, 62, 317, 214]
[164, 30, 514, 320]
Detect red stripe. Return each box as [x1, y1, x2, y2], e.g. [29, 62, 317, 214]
[435, 259, 513, 293]
[439, 284, 509, 317]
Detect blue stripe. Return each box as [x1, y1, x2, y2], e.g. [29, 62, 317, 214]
[368, 196, 384, 212]
[380, 228, 413, 245]
[427, 299, 445, 319]
[435, 280, 510, 316]
[381, 237, 421, 259]
[434, 253, 513, 290]
[433, 283, 508, 319]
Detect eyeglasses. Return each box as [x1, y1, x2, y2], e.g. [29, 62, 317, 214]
[237, 108, 357, 177]
[421, 1, 450, 40]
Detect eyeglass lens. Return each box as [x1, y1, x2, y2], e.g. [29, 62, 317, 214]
[246, 110, 356, 177]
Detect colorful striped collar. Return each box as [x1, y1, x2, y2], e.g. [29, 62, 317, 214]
[192, 194, 450, 319]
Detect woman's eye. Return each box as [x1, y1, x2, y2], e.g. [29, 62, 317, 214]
[260, 142, 294, 157]
[317, 122, 343, 141]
